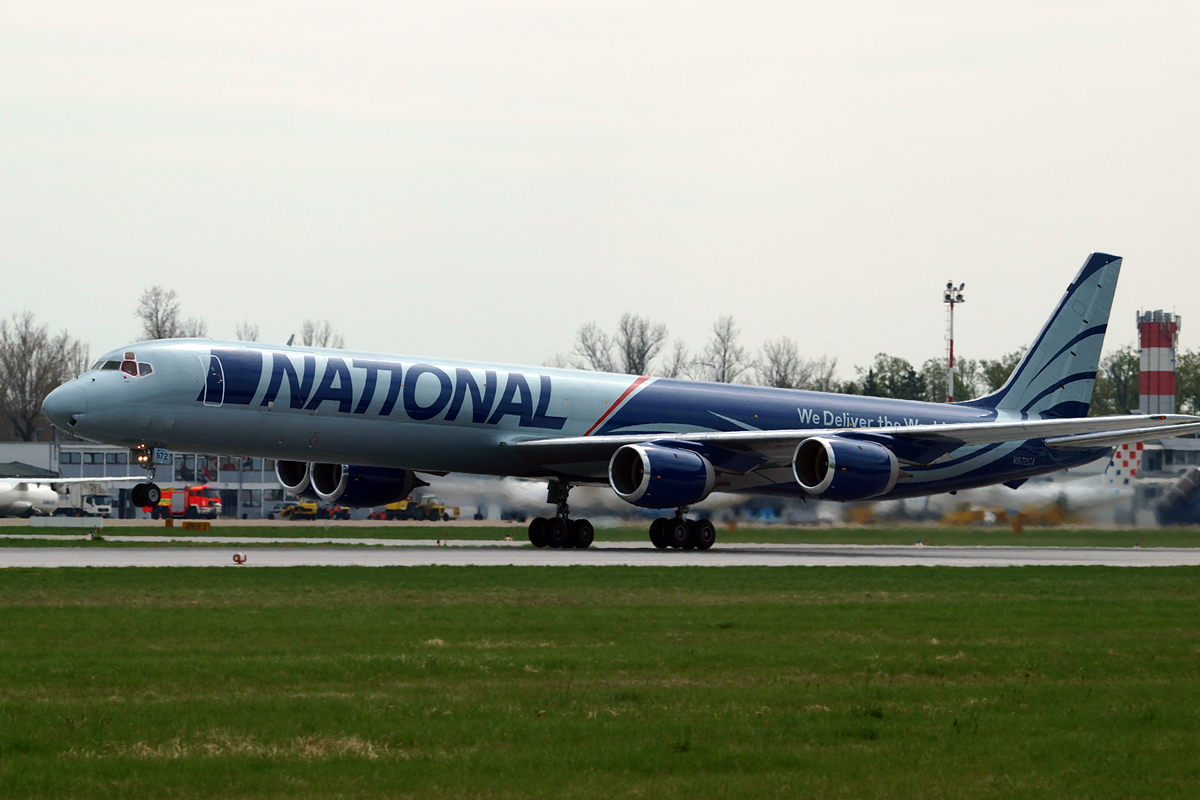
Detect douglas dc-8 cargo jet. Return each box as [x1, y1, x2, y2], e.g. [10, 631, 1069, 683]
[42, 253, 1200, 550]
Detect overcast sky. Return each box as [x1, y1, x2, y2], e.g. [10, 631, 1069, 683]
[3, 2, 1197, 380]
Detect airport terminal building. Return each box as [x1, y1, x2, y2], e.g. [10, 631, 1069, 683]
[0, 442, 285, 518]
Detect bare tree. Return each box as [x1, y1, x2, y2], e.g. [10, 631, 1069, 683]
[756, 336, 804, 388]
[806, 356, 841, 393]
[179, 317, 208, 338]
[235, 320, 260, 342]
[615, 313, 668, 375]
[299, 319, 345, 349]
[573, 322, 616, 372]
[134, 286, 207, 339]
[755, 338, 842, 391]
[0, 311, 88, 441]
[656, 340, 692, 379]
[694, 316, 750, 383]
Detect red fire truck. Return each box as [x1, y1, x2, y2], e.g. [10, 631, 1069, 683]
[146, 485, 223, 519]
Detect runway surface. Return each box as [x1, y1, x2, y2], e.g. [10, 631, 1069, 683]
[3, 539, 1200, 568]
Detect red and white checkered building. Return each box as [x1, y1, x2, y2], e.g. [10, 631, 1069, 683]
[1138, 310, 1180, 415]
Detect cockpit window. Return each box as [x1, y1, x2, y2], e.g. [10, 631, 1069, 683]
[120, 361, 137, 376]
[100, 361, 120, 370]
[138, 362, 153, 376]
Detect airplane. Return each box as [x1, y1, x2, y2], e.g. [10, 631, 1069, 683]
[41, 253, 1200, 550]
[0, 476, 141, 517]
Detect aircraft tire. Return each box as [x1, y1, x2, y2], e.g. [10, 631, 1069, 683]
[570, 519, 594, 549]
[145, 483, 162, 506]
[666, 518, 690, 548]
[693, 519, 717, 551]
[681, 524, 697, 550]
[648, 518, 669, 549]
[528, 517, 549, 548]
[545, 518, 569, 548]
[131, 484, 146, 508]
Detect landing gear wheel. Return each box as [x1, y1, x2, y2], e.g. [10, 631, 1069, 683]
[649, 518, 669, 549]
[666, 518, 690, 548]
[570, 519, 594, 549]
[682, 520, 698, 550]
[693, 519, 717, 551]
[144, 483, 162, 506]
[528, 517, 549, 548]
[545, 518, 569, 548]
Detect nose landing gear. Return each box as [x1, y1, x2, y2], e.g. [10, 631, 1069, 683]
[130, 482, 162, 509]
[130, 462, 162, 511]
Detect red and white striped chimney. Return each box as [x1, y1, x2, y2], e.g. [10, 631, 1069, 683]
[1138, 310, 1180, 414]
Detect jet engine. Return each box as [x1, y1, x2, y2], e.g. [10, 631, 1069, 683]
[309, 464, 427, 507]
[275, 460, 318, 500]
[792, 437, 899, 502]
[608, 444, 715, 509]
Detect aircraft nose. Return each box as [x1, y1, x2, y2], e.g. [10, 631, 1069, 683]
[42, 382, 88, 429]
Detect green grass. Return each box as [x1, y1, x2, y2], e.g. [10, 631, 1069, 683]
[1, 566, 1199, 798]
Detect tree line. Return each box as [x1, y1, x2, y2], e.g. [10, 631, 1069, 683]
[548, 313, 1200, 417]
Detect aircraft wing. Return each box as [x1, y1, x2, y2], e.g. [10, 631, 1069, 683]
[36, 476, 145, 487]
[515, 413, 1200, 474]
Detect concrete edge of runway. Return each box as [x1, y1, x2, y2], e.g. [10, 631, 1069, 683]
[4, 536, 1200, 568]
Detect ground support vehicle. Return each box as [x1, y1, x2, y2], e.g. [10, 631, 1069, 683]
[272, 501, 350, 521]
[53, 485, 114, 518]
[146, 485, 223, 519]
[374, 496, 459, 521]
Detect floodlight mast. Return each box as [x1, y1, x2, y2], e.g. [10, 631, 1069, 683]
[943, 281, 965, 402]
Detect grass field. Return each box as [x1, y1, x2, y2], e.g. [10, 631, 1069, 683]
[2, 565, 1199, 798]
[6, 522, 1200, 547]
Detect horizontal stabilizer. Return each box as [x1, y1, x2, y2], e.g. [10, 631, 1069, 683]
[1044, 422, 1200, 449]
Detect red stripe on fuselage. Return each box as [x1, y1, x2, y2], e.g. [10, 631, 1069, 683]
[584, 376, 650, 436]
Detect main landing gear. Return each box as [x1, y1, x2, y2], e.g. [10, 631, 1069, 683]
[528, 481, 595, 549]
[648, 509, 716, 551]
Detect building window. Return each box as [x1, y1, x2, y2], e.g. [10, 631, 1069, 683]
[60, 452, 82, 464]
[84, 453, 104, 464]
[105, 453, 127, 465]
[264, 488, 284, 502]
[264, 459, 275, 471]
[175, 455, 196, 482]
[200, 456, 218, 481]
[241, 490, 261, 508]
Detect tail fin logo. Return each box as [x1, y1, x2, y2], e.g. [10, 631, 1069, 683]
[1106, 442, 1144, 486]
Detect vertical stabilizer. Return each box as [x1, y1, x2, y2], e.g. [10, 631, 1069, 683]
[966, 253, 1122, 418]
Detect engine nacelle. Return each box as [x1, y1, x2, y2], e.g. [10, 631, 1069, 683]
[275, 460, 318, 500]
[309, 464, 426, 507]
[792, 437, 899, 502]
[608, 444, 715, 509]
